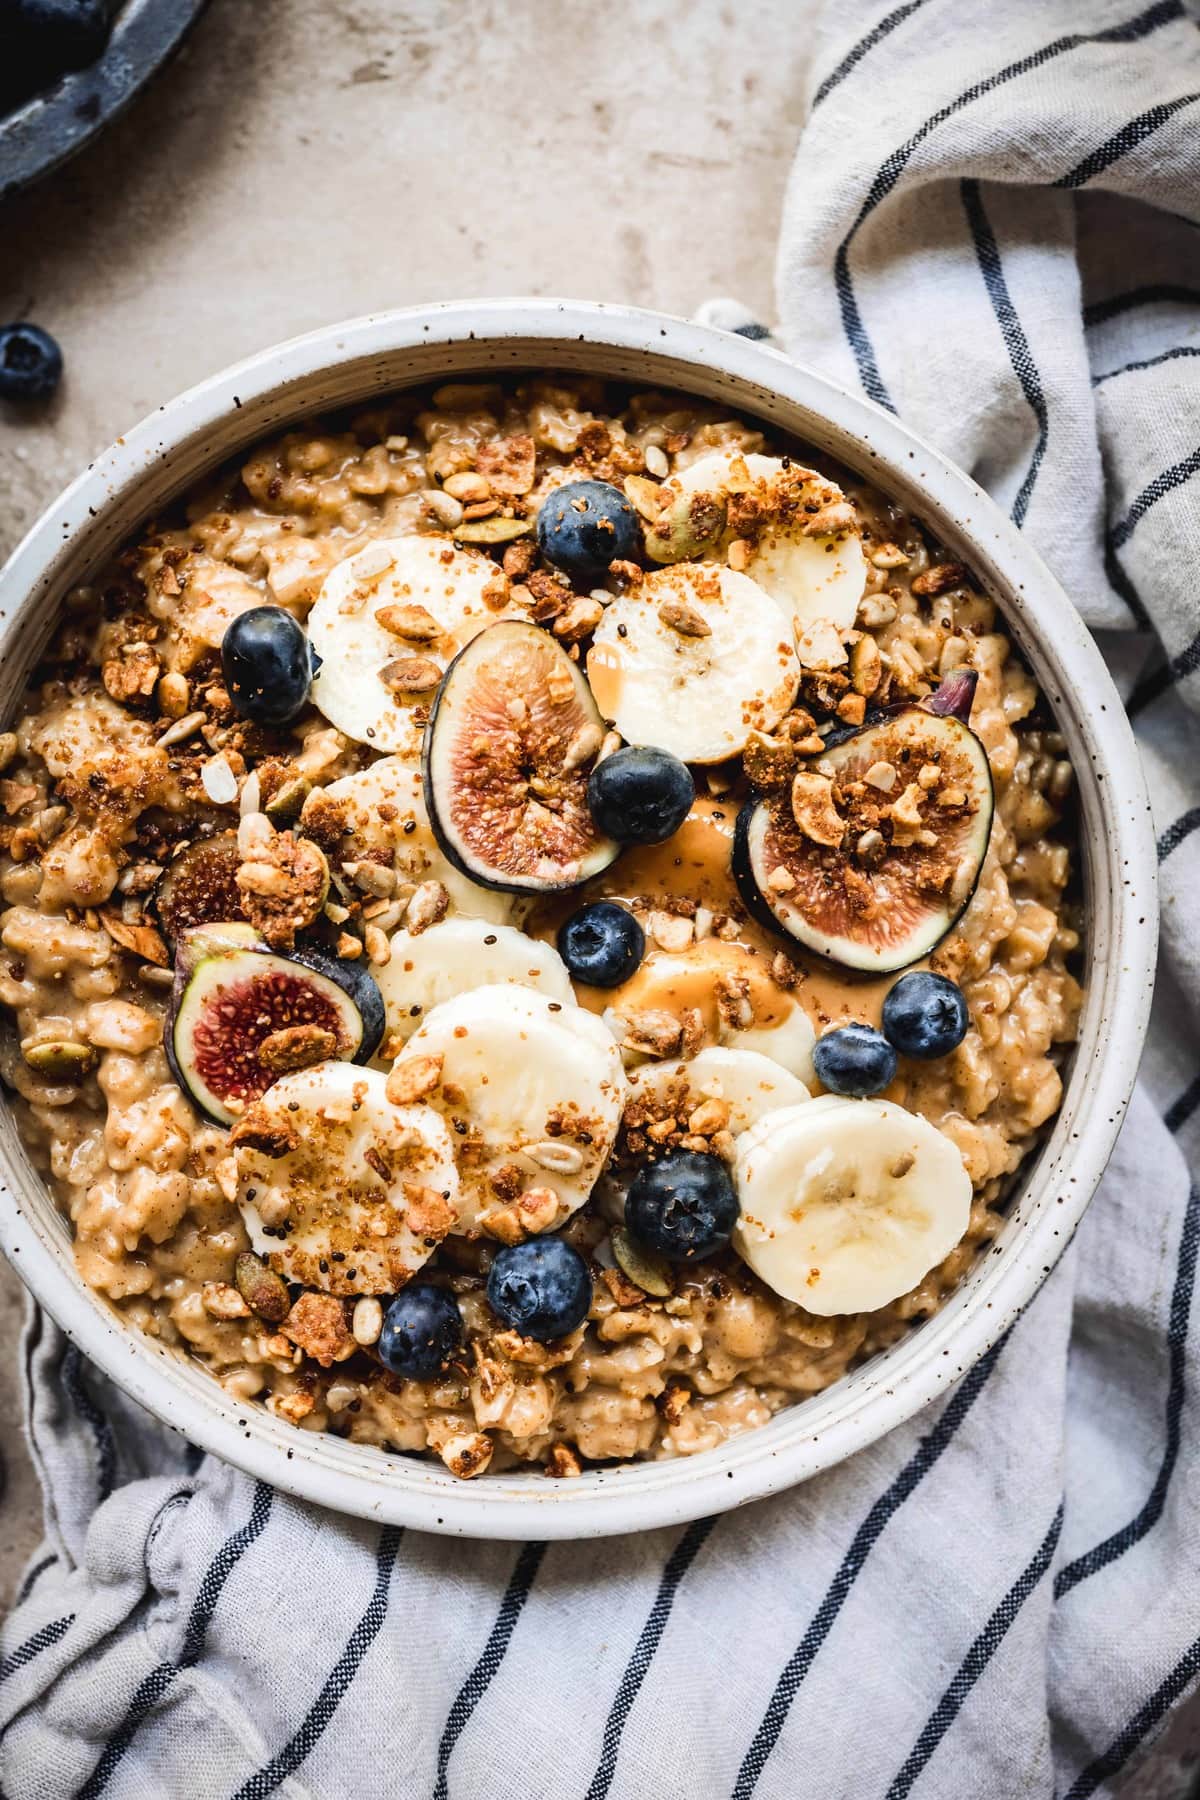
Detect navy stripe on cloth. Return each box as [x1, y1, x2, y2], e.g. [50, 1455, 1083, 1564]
[1053, 91, 1200, 187]
[1110, 444, 1200, 548]
[1055, 1178, 1200, 1599]
[433, 1540, 546, 1800]
[1062, 1632, 1200, 1800]
[732, 1332, 1009, 1798]
[1128, 624, 1200, 717]
[1157, 807, 1200, 861]
[585, 1517, 716, 1800]
[1094, 345, 1200, 385]
[61, 1345, 117, 1504]
[833, 0, 1185, 407]
[233, 1525, 401, 1800]
[0, 1616, 73, 1686]
[885, 1504, 1064, 1799]
[14, 1554, 57, 1607]
[1084, 283, 1200, 327]
[77, 1480, 273, 1799]
[1164, 1075, 1200, 1136]
[812, 0, 932, 109]
[961, 177, 1048, 527]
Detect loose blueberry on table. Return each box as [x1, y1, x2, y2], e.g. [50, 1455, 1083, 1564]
[557, 900, 645, 988]
[625, 1151, 740, 1263]
[536, 478, 641, 582]
[377, 1284, 464, 1379]
[812, 1023, 898, 1098]
[0, 323, 63, 402]
[487, 1237, 594, 1342]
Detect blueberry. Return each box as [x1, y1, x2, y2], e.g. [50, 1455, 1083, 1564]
[588, 745, 694, 845]
[378, 1283, 463, 1378]
[626, 1151, 739, 1263]
[881, 971, 969, 1060]
[486, 1236, 592, 1341]
[221, 606, 312, 727]
[812, 1023, 897, 1097]
[0, 323, 63, 402]
[536, 479, 641, 583]
[557, 900, 644, 988]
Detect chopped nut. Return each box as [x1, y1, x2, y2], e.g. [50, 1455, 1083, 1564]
[336, 931, 363, 959]
[658, 1380, 692, 1425]
[688, 1096, 731, 1136]
[283, 1292, 356, 1367]
[801, 500, 858, 538]
[553, 597, 605, 642]
[157, 710, 207, 748]
[386, 1053, 444, 1105]
[870, 542, 910, 569]
[437, 1432, 493, 1480]
[103, 645, 160, 705]
[767, 864, 795, 894]
[791, 770, 845, 848]
[405, 1184, 456, 1238]
[658, 596, 712, 638]
[201, 754, 239, 805]
[857, 593, 898, 629]
[380, 656, 442, 694]
[98, 909, 170, 967]
[443, 470, 492, 504]
[794, 617, 848, 671]
[715, 971, 754, 1031]
[516, 1186, 560, 1234]
[938, 786, 967, 807]
[476, 434, 536, 496]
[545, 1443, 582, 1478]
[351, 1296, 383, 1346]
[911, 561, 969, 597]
[619, 1008, 684, 1059]
[363, 922, 391, 964]
[480, 1205, 525, 1246]
[404, 879, 449, 935]
[269, 1390, 316, 1425]
[836, 692, 867, 726]
[855, 828, 886, 867]
[865, 761, 897, 792]
[157, 671, 191, 718]
[237, 832, 329, 949]
[770, 951, 800, 990]
[727, 537, 751, 572]
[850, 634, 883, 696]
[201, 1281, 251, 1320]
[889, 782, 926, 846]
[258, 1023, 337, 1073]
[375, 603, 441, 642]
[648, 909, 694, 953]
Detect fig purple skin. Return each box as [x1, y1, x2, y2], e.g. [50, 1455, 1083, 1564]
[925, 669, 979, 723]
[164, 935, 384, 1124]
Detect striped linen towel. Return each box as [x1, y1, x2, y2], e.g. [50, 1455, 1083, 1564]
[3, 1, 1200, 1793]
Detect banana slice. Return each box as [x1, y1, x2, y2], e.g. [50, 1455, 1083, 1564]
[732, 1097, 971, 1314]
[308, 537, 505, 753]
[626, 1045, 809, 1138]
[232, 1061, 460, 1295]
[587, 564, 799, 764]
[321, 753, 512, 925]
[374, 917, 574, 1045]
[393, 984, 626, 1229]
[598, 939, 817, 1085]
[655, 450, 866, 632]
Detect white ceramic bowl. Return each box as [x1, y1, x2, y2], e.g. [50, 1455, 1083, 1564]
[0, 300, 1157, 1539]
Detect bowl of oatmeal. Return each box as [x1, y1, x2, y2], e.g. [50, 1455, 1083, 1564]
[0, 301, 1155, 1538]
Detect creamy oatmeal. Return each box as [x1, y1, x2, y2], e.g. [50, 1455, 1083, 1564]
[0, 376, 1081, 1478]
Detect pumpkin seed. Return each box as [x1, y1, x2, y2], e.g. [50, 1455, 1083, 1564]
[644, 487, 727, 564]
[611, 1226, 673, 1298]
[20, 1039, 96, 1079]
[453, 516, 533, 546]
[234, 1252, 290, 1324]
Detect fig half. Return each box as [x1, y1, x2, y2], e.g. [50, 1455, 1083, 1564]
[154, 832, 247, 947]
[423, 619, 619, 893]
[166, 934, 384, 1124]
[733, 672, 994, 973]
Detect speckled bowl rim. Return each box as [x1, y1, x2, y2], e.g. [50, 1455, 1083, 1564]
[0, 300, 1157, 1539]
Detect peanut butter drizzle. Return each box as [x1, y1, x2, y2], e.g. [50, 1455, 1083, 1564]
[584, 642, 623, 720]
[529, 797, 894, 1031]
